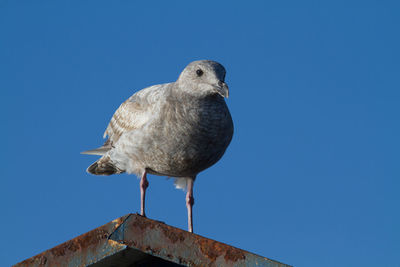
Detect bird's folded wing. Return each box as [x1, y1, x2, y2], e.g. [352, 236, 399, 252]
[103, 83, 168, 146]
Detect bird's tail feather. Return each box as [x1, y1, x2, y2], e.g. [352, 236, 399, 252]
[87, 156, 124, 175]
[81, 146, 111, 156]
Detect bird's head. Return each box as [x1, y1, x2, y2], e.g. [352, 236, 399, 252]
[177, 60, 229, 98]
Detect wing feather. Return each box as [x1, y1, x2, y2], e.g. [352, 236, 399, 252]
[103, 83, 168, 145]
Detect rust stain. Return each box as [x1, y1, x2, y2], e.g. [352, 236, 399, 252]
[18, 228, 109, 265]
[111, 216, 125, 226]
[51, 228, 109, 257]
[15, 215, 129, 267]
[223, 246, 246, 262]
[128, 215, 246, 266]
[160, 225, 186, 243]
[18, 254, 48, 266]
[132, 215, 158, 231]
[15, 214, 288, 267]
[197, 238, 246, 263]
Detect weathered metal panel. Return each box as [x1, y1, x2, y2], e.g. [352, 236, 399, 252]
[14, 213, 291, 267]
[109, 214, 290, 267]
[14, 215, 130, 267]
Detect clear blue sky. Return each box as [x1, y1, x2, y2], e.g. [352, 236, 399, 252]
[1, 1, 399, 266]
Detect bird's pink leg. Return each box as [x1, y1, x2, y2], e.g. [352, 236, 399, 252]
[186, 179, 195, 233]
[140, 171, 149, 217]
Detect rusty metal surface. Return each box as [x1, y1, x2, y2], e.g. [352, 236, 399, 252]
[109, 214, 290, 267]
[13, 215, 130, 267]
[14, 214, 291, 267]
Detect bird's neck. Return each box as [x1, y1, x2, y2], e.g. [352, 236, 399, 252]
[174, 81, 214, 99]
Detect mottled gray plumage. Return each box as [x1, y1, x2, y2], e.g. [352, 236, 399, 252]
[82, 60, 233, 232]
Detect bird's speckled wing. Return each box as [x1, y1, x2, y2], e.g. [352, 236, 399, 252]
[103, 83, 169, 146]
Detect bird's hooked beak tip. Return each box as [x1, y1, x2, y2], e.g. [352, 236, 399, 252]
[217, 81, 229, 98]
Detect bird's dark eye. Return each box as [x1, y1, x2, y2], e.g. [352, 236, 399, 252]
[196, 69, 203, 76]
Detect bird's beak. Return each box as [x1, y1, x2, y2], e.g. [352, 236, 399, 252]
[216, 81, 229, 98]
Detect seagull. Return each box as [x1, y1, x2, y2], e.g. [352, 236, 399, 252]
[82, 60, 234, 233]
